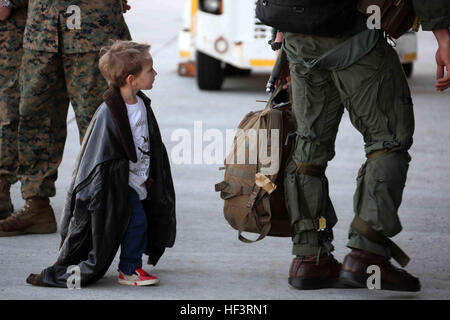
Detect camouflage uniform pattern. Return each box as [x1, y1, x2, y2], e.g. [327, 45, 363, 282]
[0, 4, 27, 185]
[23, 0, 131, 53]
[18, 0, 131, 199]
[18, 50, 109, 198]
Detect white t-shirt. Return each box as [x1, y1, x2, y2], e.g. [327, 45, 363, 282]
[126, 96, 150, 200]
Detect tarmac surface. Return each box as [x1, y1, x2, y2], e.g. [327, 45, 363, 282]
[1, 1, 449, 300]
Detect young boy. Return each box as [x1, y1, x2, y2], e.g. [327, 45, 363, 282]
[26, 41, 176, 288]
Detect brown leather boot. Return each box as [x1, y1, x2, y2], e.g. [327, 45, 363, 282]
[0, 197, 57, 237]
[339, 248, 421, 292]
[26, 271, 48, 287]
[288, 253, 346, 289]
[0, 177, 13, 220]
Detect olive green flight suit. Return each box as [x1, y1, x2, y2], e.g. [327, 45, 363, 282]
[283, 0, 450, 259]
[284, 30, 414, 259]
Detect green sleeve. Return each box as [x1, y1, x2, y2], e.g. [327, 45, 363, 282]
[412, 0, 450, 31]
[10, 0, 28, 9]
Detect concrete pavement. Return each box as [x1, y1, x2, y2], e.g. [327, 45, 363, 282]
[0, 0, 449, 300]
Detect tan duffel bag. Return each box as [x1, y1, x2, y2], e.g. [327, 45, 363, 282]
[215, 87, 295, 243]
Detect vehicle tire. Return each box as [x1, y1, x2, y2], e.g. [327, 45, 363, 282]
[225, 64, 252, 77]
[196, 51, 225, 90]
[402, 63, 413, 78]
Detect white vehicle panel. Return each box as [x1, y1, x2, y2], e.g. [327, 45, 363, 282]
[180, 0, 417, 71]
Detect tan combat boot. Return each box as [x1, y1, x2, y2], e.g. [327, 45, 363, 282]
[0, 177, 13, 220]
[0, 197, 57, 237]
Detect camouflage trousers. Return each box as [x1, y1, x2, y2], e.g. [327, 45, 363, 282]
[0, 10, 27, 186]
[18, 49, 107, 199]
[0, 48, 22, 185]
[283, 34, 415, 259]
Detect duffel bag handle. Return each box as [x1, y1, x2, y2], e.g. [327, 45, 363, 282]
[237, 186, 272, 243]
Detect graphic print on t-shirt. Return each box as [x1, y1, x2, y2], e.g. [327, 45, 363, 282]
[138, 136, 151, 157]
[126, 96, 150, 200]
[131, 133, 150, 178]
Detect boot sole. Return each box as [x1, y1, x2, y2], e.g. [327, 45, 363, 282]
[339, 270, 421, 292]
[288, 277, 351, 290]
[0, 222, 57, 237]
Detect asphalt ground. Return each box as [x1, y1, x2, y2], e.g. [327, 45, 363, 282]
[0, 1, 449, 300]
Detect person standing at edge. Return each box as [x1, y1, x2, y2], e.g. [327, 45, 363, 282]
[0, 0, 132, 237]
[0, 0, 27, 220]
[262, 0, 450, 291]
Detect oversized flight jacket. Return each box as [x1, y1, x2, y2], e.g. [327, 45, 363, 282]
[39, 88, 176, 287]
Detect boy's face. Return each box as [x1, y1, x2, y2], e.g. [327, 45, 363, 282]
[133, 54, 157, 90]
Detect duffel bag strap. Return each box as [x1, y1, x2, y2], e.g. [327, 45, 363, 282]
[261, 84, 286, 116]
[238, 217, 271, 243]
[215, 181, 227, 192]
[215, 181, 253, 199]
[246, 185, 261, 209]
[237, 185, 271, 243]
[238, 196, 272, 243]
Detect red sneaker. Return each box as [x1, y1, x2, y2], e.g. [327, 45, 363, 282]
[118, 268, 160, 286]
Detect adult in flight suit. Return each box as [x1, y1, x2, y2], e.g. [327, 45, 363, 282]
[271, 0, 450, 291]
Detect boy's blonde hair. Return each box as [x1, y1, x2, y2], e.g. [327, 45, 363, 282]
[99, 40, 152, 88]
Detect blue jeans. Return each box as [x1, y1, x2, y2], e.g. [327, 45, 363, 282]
[118, 187, 148, 275]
